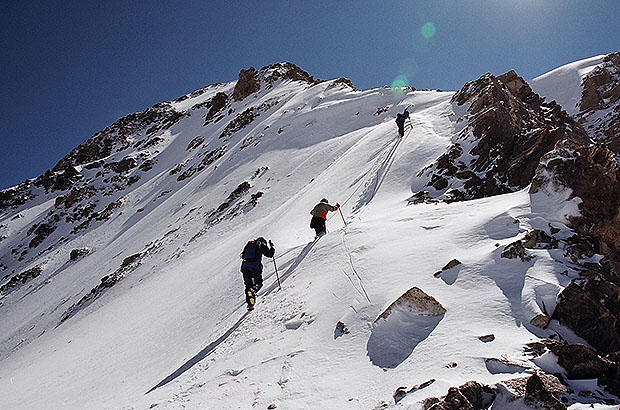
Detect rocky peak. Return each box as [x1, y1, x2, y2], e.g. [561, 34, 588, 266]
[232, 67, 261, 101]
[232, 62, 319, 102]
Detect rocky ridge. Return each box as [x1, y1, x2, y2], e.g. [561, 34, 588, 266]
[417, 70, 589, 202]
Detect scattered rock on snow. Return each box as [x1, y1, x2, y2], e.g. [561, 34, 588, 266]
[501, 240, 533, 262]
[434, 259, 461, 277]
[424, 380, 496, 410]
[523, 229, 557, 249]
[334, 321, 349, 339]
[393, 379, 435, 404]
[478, 334, 495, 343]
[69, 248, 90, 261]
[530, 314, 550, 329]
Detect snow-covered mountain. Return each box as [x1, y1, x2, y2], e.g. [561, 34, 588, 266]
[1, 57, 619, 410]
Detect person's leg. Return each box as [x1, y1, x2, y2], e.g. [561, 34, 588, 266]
[317, 218, 326, 236]
[252, 270, 263, 293]
[242, 269, 254, 306]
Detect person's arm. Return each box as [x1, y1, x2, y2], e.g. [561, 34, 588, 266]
[264, 241, 276, 258]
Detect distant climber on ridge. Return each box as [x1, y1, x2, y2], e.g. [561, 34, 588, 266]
[240, 237, 275, 311]
[310, 198, 340, 239]
[395, 109, 410, 137]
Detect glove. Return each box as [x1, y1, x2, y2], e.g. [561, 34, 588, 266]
[269, 240, 274, 248]
[335, 203, 340, 209]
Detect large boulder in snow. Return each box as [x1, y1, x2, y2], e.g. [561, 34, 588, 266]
[375, 287, 446, 321]
[367, 287, 445, 368]
[419, 70, 589, 202]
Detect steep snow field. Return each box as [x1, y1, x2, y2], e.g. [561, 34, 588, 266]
[0, 62, 617, 409]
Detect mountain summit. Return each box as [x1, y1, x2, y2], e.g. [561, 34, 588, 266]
[1, 57, 619, 409]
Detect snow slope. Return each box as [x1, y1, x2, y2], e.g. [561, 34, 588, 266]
[0, 62, 617, 410]
[529, 54, 605, 115]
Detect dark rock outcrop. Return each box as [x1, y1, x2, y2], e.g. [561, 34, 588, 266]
[205, 92, 229, 122]
[0, 265, 43, 294]
[424, 381, 496, 410]
[262, 62, 317, 86]
[579, 53, 620, 152]
[501, 240, 533, 262]
[550, 344, 614, 380]
[552, 276, 620, 355]
[420, 70, 589, 202]
[523, 373, 567, 410]
[525, 339, 620, 398]
[53, 102, 184, 171]
[232, 67, 261, 101]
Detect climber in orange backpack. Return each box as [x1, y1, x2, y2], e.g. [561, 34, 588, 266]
[309, 198, 340, 239]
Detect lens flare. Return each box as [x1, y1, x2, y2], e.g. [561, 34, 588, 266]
[391, 75, 409, 95]
[421, 22, 436, 39]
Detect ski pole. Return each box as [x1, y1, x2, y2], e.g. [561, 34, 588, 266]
[273, 256, 281, 289]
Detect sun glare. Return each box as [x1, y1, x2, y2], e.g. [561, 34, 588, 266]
[420, 22, 436, 39]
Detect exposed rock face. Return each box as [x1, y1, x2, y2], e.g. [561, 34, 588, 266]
[205, 92, 228, 122]
[232, 67, 261, 101]
[579, 53, 620, 152]
[34, 167, 82, 192]
[523, 373, 567, 410]
[0, 265, 42, 295]
[532, 143, 620, 254]
[552, 276, 620, 355]
[53, 102, 185, 171]
[376, 287, 446, 321]
[262, 62, 317, 86]
[550, 344, 614, 379]
[526, 340, 620, 398]
[420, 70, 589, 202]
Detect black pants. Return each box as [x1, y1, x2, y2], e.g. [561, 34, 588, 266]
[242, 269, 262, 304]
[310, 216, 326, 236]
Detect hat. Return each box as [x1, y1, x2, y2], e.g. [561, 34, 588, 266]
[320, 198, 328, 203]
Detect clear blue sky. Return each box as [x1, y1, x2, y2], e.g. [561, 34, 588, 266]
[1, 0, 619, 190]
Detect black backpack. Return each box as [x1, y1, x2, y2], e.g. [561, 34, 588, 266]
[241, 240, 260, 262]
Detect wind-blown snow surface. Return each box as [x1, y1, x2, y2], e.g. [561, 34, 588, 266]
[0, 65, 615, 409]
[529, 54, 605, 115]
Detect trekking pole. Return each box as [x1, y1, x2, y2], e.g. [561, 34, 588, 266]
[339, 207, 347, 227]
[272, 256, 281, 289]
